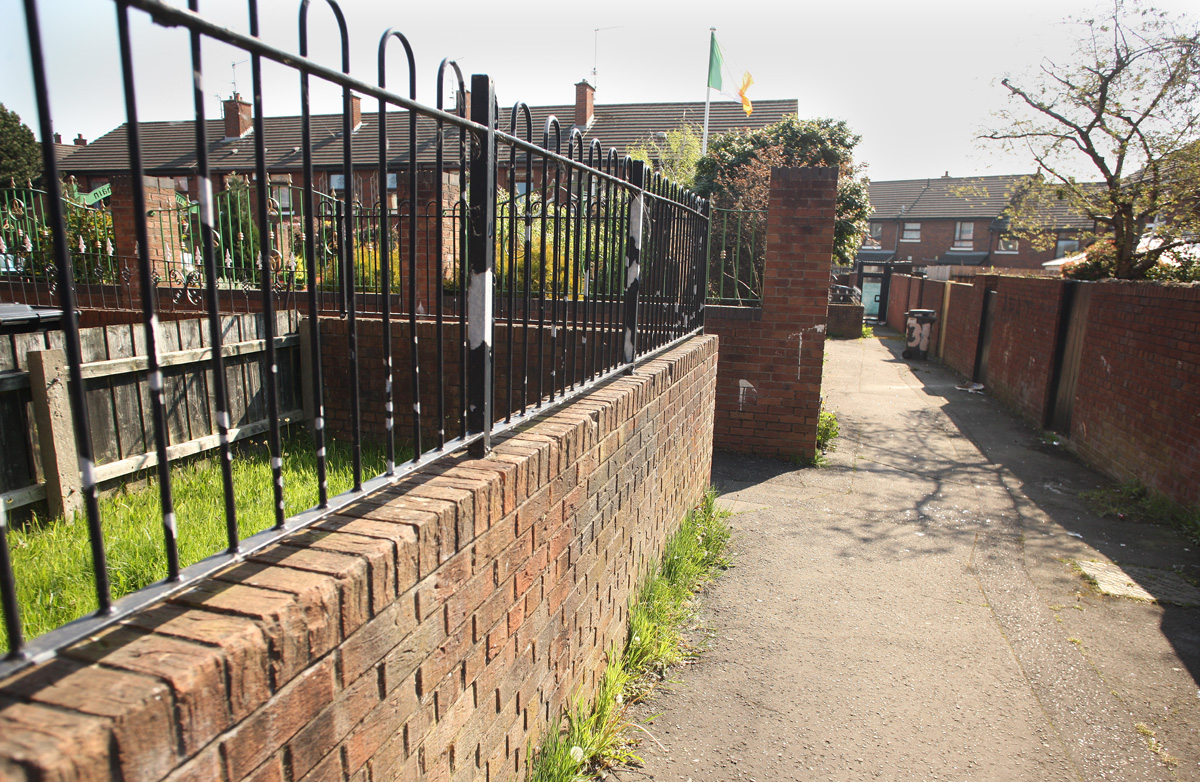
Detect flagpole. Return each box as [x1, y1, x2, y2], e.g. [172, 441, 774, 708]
[702, 27, 715, 155]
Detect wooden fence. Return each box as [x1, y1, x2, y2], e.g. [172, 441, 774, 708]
[0, 311, 302, 518]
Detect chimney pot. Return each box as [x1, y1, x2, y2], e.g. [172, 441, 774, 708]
[223, 93, 252, 139]
[575, 80, 594, 128]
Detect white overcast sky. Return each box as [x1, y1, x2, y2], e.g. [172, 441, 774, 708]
[1, 0, 1195, 182]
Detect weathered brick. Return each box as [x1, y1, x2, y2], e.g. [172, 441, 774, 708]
[122, 604, 271, 721]
[173, 579, 334, 689]
[220, 657, 336, 780]
[0, 696, 114, 782]
[64, 627, 229, 755]
[4, 661, 177, 782]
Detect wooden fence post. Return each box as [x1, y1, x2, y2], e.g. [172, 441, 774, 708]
[27, 349, 82, 519]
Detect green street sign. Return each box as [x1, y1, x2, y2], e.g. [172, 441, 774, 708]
[82, 183, 111, 205]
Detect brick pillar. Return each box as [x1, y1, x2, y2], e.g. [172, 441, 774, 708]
[707, 166, 837, 462]
[108, 174, 183, 308]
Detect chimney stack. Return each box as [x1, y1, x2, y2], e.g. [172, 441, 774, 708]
[574, 80, 594, 128]
[349, 95, 362, 131]
[53, 132, 62, 145]
[223, 93, 252, 139]
[73, 133, 88, 146]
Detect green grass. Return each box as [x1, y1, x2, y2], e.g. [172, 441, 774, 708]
[526, 489, 732, 781]
[2, 430, 393, 652]
[1080, 479, 1200, 545]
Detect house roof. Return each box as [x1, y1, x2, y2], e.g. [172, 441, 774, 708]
[61, 98, 798, 177]
[867, 175, 1030, 221]
[866, 173, 1096, 230]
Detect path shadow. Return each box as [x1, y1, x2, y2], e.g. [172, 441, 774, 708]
[870, 326, 1200, 685]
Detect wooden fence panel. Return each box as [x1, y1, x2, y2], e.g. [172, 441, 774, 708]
[0, 313, 301, 510]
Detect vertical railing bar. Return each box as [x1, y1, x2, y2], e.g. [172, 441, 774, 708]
[538, 118, 559, 408]
[247, 0, 286, 529]
[189, 0, 238, 550]
[297, 6, 329, 507]
[516, 107, 533, 416]
[568, 145, 584, 390]
[116, 0, 181, 580]
[403, 50, 420, 460]
[467, 74, 496, 458]
[435, 60, 462, 451]
[582, 148, 596, 383]
[552, 164, 563, 399]
[622, 161, 644, 369]
[504, 113, 518, 423]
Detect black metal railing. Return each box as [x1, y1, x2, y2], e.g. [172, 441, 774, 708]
[707, 206, 766, 306]
[1, 0, 709, 675]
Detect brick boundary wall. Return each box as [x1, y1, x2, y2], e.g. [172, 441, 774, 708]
[1071, 282, 1200, 506]
[888, 272, 1200, 508]
[826, 303, 864, 338]
[982, 276, 1066, 426]
[0, 335, 718, 782]
[941, 280, 986, 379]
[705, 166, 837, 462]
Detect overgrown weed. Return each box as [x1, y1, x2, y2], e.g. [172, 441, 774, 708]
[526, 489, 732, 781]
[1080, 480, 1200, 545]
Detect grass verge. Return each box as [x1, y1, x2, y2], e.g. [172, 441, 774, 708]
[526, 488, 733, 781]
[3, 430, 394, 651]
[1080, 479, 1200, 545]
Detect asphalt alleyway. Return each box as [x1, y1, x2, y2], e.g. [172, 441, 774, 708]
[622, 330, 1200, 781]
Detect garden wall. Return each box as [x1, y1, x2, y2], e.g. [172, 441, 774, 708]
[886, 272, 1200, 508]
[705, 166, 837, 462]
[0, 334, 718, 782]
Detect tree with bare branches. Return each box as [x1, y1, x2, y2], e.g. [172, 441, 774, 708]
[984, 1, 1200, 279]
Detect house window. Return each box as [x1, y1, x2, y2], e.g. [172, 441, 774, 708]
[387, 173, 398, 190]
[953, 222, 974, 249]
[997, 235, 1018, 253]
[272, 186, 293, 216]
[901, 222, 921, 242]
[515, 181, 531, 196]
[863, 222, 882, 247]
[1055, 238, 1080, 258]
[329, 173, 346, 192]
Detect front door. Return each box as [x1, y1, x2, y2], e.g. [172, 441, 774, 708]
[862, 276, 884, 319]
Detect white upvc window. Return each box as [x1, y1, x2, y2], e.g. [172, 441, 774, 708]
[997, 234, 1019, 253]
[864, 222, 882, 247]
[901, 222, 921, 242]
[953, 221, 974, 249]
[1055, 238, 1080, 258]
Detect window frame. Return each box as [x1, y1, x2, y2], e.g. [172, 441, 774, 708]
[996, 234, 1019, 254]
[1055, 238, 1080, 258]
[900, 222, 921, 242]
[952, 221, 974, 249]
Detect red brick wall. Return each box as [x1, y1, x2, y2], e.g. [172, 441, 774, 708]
[827, 303, 864, 338]
[981, 277, 1066, 426]
[1071, 282, 1200, 506]
[0, 335, 718, 782]
[706, 166, 837, 462]
[941, 280, 984, 378]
